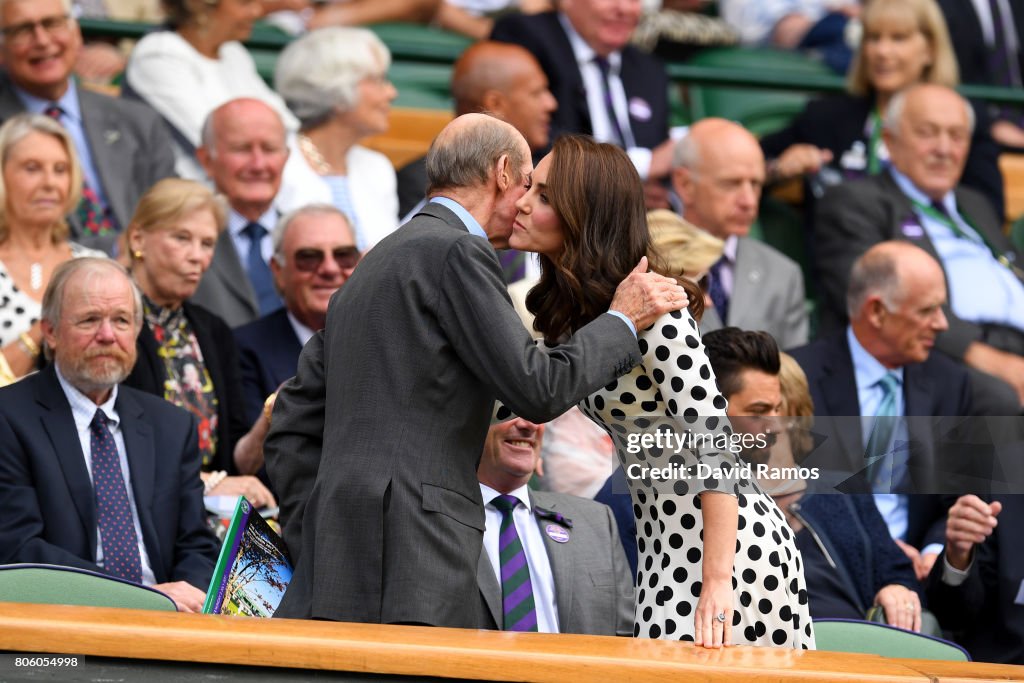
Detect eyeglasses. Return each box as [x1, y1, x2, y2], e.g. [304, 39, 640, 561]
[1, 14, 72, 46]
[292, 247, 361, 272]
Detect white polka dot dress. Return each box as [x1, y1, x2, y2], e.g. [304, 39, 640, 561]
[578, 309, 815, 648]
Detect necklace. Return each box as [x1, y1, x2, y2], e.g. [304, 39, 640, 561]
[298, 133, 333, 176]
[29, 262, 42, 291]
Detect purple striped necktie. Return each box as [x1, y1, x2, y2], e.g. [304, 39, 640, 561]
[491, 494, 538, 632]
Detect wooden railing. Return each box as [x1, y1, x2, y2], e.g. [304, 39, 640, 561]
[0, 602, 1020, 682]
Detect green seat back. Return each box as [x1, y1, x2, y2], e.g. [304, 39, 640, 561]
[0, 564, 177, 611]
[813, 619, 969, 662]
[681, 48, 834, 135]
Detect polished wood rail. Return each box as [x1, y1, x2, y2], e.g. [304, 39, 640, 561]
[0, 602, 1021, 681]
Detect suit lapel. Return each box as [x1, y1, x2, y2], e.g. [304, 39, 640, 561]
[0, 76, 27, 120]
[543, 14, 592, 137]
[531, 491, 573, 630]
[213, 229, 259, 317]
[818, 337, 864, 470]
[728, 239, 761, 327]
[115, 388, 160, 569]
[477, 546, 502, 628]
[35, 367, 97, 552]
[78, 89, 129, 227]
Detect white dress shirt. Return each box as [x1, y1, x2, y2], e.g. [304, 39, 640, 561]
[56, 366, 157, 586]
[479, 482, 560, 633]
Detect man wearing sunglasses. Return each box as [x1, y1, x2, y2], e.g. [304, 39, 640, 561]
[234, 204, 359, 429]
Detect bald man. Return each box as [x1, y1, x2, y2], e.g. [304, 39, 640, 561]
[265, 113, 687, 627]
[815, 84, 1024, 411]
[672, 118, 809, 348]
[791, 241, 972, 580]
[396, 41, 557, 218]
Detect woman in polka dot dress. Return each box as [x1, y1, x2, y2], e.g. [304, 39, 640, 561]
[508, 135, 814, 649]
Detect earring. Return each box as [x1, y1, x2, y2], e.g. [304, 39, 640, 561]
[133, 250, 143, 261]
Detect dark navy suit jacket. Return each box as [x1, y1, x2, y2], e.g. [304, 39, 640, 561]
[789, 332, 973, 548]
[233, 308, 304, 425]
[0, 366, 218, 589]
[491, 11, 670, 155]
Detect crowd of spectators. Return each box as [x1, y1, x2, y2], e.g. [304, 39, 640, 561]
[0, 0, 1020, 665]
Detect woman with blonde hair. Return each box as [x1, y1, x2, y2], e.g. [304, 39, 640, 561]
[0, 114, 103, 385]
[761, 0, 1003, 216]
[122, 178, 275, 508]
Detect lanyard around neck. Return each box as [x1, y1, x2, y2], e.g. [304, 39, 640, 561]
[910, 198, 1023, 278]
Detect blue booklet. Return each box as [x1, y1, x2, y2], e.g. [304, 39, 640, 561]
[202, 497, 292, 617]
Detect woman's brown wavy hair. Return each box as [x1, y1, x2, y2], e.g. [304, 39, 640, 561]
[527, 135, 702, 345]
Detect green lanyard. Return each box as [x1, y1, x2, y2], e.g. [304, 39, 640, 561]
[910, 198, 1023, 278]
[867, 110, 883, 175]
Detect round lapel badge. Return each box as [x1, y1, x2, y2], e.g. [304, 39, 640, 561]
[546, 524, 569, 543]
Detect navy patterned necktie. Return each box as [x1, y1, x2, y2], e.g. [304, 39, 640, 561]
[707, 257, 730, 324]
[490, 495, 538, 631]
[593, 56, 626, 148]
[242, 222, 280, 315]
[90, 409, 143, 583]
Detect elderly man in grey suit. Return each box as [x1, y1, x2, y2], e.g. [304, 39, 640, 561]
[672, 118, 809, 349]
[0, 0, 176, 255]
[191, 99, 287, 328]
[477, 416, 633, 635]
[815, 84, 1024, 412]
[265, 113, 686, 628]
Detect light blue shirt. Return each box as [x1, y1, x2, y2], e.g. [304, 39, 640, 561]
[891, 168, 1024, 332]
[228, 208, 277, 275]
[848, 327, 909, 540]
[480, 482, 559, 633]
[15, 79, 113, 223]
[55, 366, 157, 586]
[429, 197, 636, 336]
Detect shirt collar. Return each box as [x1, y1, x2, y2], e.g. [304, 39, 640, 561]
[229, 207, 280, 238]
[558, 12, 622, 72]
[721, 234, 739, 263]
[429, 196, 488, 240]
[847, 325, 904, 391]
[15, 78, 81, 124]
[286, 310, 316, 346]
[480, 482, 534, 512]
[55, 363, 120, 431]
[889, 167, 957, 215]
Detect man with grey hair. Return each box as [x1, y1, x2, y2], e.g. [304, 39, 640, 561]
[192, 98, 290, 328]
[0, 0, 175, 255]
[671, 117, 808, 348]
[265, 113, 689, 627]
[234, 204, 359, 426]
[815, 83, 1024, 412]
[0, 258, 218, 611]
[791, 241, 972, 581]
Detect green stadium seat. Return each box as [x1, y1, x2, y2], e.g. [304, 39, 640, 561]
[0, 564, 177, 611]
[812, 618, 970, 662]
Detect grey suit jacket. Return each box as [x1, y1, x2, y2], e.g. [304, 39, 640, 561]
[190, 229, 259, 329]
[815, 171, 1021, 360]
[0, 74, 176, 254]
[477, 489, 634, 636]
[699, 236, 808, 348]
[265, 201, 641, 627]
